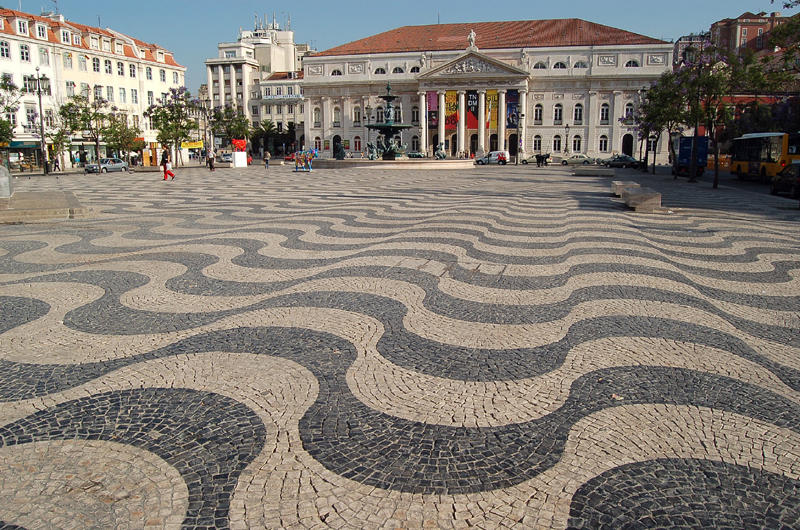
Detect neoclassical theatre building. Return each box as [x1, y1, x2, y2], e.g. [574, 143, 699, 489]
[301, 19, 673, 161]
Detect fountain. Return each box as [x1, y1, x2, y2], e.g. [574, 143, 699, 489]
[365, 83, 413, 160]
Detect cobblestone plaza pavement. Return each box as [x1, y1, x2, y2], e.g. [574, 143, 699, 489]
[0, 164, 799, 529]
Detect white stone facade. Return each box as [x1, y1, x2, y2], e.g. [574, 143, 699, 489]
[302, 34, 673, 162]
[0, 9, 185, 163]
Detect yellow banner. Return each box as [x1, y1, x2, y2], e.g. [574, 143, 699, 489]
[445, 91, 458, 131]
[181, 141, 204, 149]
[487, 90, 498, 130]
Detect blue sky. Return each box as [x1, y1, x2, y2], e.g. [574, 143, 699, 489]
[30, 0, 800, 93]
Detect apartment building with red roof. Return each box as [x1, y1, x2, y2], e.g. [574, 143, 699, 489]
[710, 11, 787, 55]
[301, 18, 673, 162]
[0, 8, 185, 168]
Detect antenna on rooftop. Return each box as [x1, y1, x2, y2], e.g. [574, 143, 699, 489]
[50, 0, 59, 13]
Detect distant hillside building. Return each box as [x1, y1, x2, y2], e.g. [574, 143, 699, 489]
[673, 33, 710, 69]
[711, 11, 787, 54]
[302, 19, 673, 162]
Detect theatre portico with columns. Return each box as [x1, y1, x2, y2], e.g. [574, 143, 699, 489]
[301, 19, 673, 162]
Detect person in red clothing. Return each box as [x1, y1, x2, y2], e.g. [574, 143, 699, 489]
[161, 149, 175, 180]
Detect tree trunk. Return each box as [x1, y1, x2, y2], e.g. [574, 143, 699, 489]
[711, 124, 720, 189]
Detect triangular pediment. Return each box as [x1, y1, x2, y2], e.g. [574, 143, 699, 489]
[418, 51, 528, 79]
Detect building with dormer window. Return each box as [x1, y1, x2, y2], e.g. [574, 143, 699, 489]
[0, 8, 185, 167]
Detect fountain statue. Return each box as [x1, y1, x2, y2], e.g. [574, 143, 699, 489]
[365, 83, 413, 160]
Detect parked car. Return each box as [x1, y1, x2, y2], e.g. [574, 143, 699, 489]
[770, 161, 800, 199]
[84, 157, 129, 174]
[217, 152, 233, 163]
[560, 154, 596, 166]
[476, 150, 510, 165]
[284, 152, 296, 162]
[603, 154, 640, 169]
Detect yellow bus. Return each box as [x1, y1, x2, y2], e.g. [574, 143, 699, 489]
[730, 132, 800, 182]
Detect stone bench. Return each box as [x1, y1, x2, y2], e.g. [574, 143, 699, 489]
[573, 167, 615, 177]
[621, 186, 662, 213]
[611, 180, 640, 196]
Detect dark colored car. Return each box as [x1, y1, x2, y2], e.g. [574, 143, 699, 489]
[84, 157, 129, 174]
[603, 154, 640, 169]
[770, 162, 800, 199]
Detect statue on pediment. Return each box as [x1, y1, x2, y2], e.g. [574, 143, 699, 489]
[468, 29, 476, 48]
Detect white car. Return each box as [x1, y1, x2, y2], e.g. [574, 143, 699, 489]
[560, 154, 596, 165]
[475, 151, 510, 165]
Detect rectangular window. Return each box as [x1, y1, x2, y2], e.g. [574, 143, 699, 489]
[92, 58, 100, 72]
[39, 48, 49, 66]
[94, 85, 103, 100]
[73, 35, 81, 45]
[132, 115, 139, 128]
[276, 105, 282, 114]
[20, 44, 29, 62]
[288, 105, 294, 114]
[23, 75, 36, 93]
[119, 87, 126, 103]
[106, 86, 114, 102]
[146, 67, 152, 80]
[287, 86, 293, 95]
[36, 25, 46, 39]
[0, 41, 10, 58]
[147, 91, 154, 105]
[80, 83, 89, 97]
[6, 111, 16, 126]
[102, 40, 111, 52]
[104, 59, 112, 74]
[224, 50, 236, 58]
[117, 62, 124, 76]
[61, 30, 70, 44]
[275, 87, 282, 95]
[131, 88, 138, 104]
[44, 109, 54, 127]
[25, 105, 36, 126]
[17, 20, 28, 35]
[252, 106, 259, 115]
[129, 64, 136, 77]
[79, 55, 87, 71]
[159, 69, 166, 82]
[63, 52, 72, 69]
[265, 105, 271, 114]
[90, 36, 99, 50]
[115, 42, 123, 54]
[66, 81, 75, 97]
[173, 71, 179, 84]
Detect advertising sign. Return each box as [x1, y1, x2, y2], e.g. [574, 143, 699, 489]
[506, 90, 519, 129]
[486, 90, 498, 129]
[445, 91, 458, 131]
[466, 91, 478, 130]
[427, 91, 438, 127]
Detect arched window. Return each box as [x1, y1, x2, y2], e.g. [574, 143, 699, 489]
[599, 135, 609, 152]
[572, 135, 582, 152]
[314, 136, 321, 150]
[553, 103, 563, 124]
[533, 134, 542, 152]
[392, 67, 404, 74]
[353, 106, 361, 124]
[533, 61, 547, 69]
[410, 66, 420, 73]
[354, 136, 362, 151]
[625, 60, 640, 68]
[553, 62, 567, 69]
[534, 104, 543, 124]
[624, 102, 635, 119]
[553, 135, 562, 152]
[313, 107, 321, 126]
[573, 61, 588, 68]
[376, 106, 384, 122]
[600, 103, 610, 124]
[333, 107, 341, 126]
[374, 67, 386, 74]
[411, 106, 420, 123]
[331, 69, 342, 76]
[573, 103, 583, 124]
[412, 135, 419, 151]
[159, 69, 166, 82]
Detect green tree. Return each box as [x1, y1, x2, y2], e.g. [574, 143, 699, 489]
[633, 72, 688, 174]
[251, 119, 277, 154]
[103, 111, 144, 163]
[45, 116, 73, 170]
[59, 95, 110, 161]
[144, 87, 197, 166]
[210, 105, 251, 147]
[0, 74, 22, 145]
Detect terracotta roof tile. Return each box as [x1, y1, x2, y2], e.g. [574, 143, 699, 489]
[267, 71, 304, 80]
[315, 19, 666, 57]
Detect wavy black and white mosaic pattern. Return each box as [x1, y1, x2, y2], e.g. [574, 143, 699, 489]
[0, 166, 798, 528]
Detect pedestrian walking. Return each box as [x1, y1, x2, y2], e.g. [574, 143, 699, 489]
[264, 150, 271, 170]
[53, 157, 60, 172]
[207, 149, 215, 172]
[161, 149, 175, 180]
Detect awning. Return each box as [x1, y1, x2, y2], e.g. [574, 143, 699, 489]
[9, 141, 40, 149]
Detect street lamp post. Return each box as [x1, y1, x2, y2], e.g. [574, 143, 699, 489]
[516, 112, 525, 165]
[35, 67, 48, 175]
[365, 107, 373, 144]
[564, 123, 570, 157]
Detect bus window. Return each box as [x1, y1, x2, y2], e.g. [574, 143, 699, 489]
[788, 134, 800, 156]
